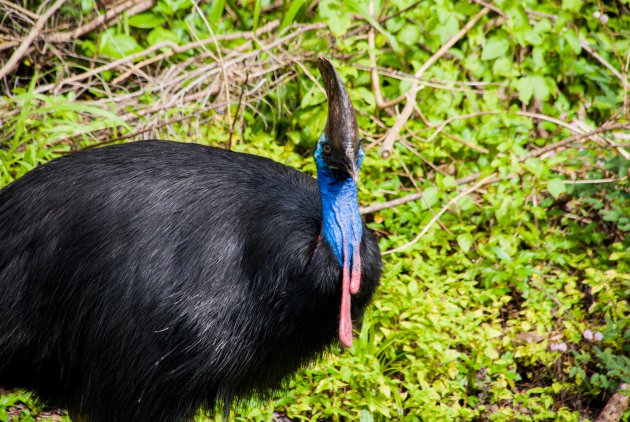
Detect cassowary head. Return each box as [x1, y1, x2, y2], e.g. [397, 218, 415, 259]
[313, 58, 366, 348]
[314, 58, 363, 181]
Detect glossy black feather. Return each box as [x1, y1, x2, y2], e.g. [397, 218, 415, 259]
[0, 140, 381, 421]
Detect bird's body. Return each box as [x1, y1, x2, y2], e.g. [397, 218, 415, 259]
[0, 141, 380, 421]
[0, 59, 381, 421]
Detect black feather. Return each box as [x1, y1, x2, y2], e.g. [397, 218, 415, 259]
[0, 140, 381, 421]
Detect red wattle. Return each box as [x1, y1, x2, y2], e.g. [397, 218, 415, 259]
[339, 245, 353, 348]
[350, 242, 361, 295]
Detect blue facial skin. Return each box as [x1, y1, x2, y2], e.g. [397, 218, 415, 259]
[314, 134, 364, 268]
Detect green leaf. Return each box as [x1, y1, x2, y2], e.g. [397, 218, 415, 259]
[493, 57, 512, 76]
[300, 84, 326, 108]
[360, 409, 374, 422]
[440, 176, 456, 189]
[457, 233, 473, 252]
[280, 0, 305, 30]
[609, 252, 625, 261]
[532, 46, 545, 69]
[524, 157, 546, 179]
[252, 0, 262, 29]
[319, 0, 352, 37]
[98, 30, 142, 59]
[421, 187, 439, 209]
[128, 13, 164, 29]
[484, 344, 499, 359]
[147, 28, 179, 46]
[491, 246, 512, 262]
[208, 0, 226, 27]
[514, 77, 534, 104]
[564, 29, 582, 54]
[408, 279, 419, 295]
[434, 15, 459, 43]
[513, 75, 551, 104]
[547, 179, 566, 198]
[482, 37, 510, 60]
[495, 199, 513, 225]
[345, 0, 399, 51]
[562, 0, 583, 12]
[166, 0, 192, 12]
[398, 24, 421, 46]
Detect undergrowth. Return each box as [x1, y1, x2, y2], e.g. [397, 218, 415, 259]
[0, 0, 628, 420]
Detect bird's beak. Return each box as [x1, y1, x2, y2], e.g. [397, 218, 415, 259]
[317, 57, 360, 174]
[343, 155, 358, 183]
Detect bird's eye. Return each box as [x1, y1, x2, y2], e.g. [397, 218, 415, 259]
[322, 144, 332, 154]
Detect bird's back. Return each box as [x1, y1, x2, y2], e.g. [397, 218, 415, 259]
[0, 140, 381, 421]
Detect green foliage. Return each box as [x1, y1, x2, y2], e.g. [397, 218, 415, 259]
[319, 0, 352, 37]
[1, 0, 629, 420]
[0, 391, 70, 422]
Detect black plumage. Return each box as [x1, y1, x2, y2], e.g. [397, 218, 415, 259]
[0, 61, 381, 421]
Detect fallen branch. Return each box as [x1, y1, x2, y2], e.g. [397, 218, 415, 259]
[360, 172, 481, 215]
[0, 0, 154, 52]
[111, 34, 245, 85]
[520, 123, 630, 160]
[49, 63, 297, 149]
[383, 175, 497, 255]
[595, 383, 629, 422]
[367, 0, 384, 109]
[397, 110, 627, 158]
[563, 177, 627, 184]
[580, 38, 629, 89]
[354, 63, 489, 93]
[0, 0, 39, 21]
[572, 119, 630, 159]
[0, 0, 66, 80]
[441, 130, 489, 154]
[30, 19, 295, 95]
[45, 0, 155, 43]
[470, 0, 506, 17]
[424, 111, 496, 144]
[380, 7, 490, 159]
[361, 192, 423, 215]
[367, 0, 405, 111]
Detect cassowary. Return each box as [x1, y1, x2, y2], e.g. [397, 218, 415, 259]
[0, 58, 381, 421]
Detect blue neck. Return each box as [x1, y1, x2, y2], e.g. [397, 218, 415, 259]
[315, 158, 363, 267]
[317, 167, 362, 265]
[314, 134, 364, 347]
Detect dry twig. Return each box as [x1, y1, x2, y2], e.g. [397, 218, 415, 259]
[360, 171, 482, 215]
[380, 7, 490, 159]
[595, 383, 630, 422]
[31, 19, 283, 95]
[383, 175, 497, 255]
[580, 38, 629, 90]
[0, 0, 39, 21]
[0, 0, 66, 80]
[521, 123, 630, 160]
[360, 192, 423, 215]
[45, 0, 155, 43]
